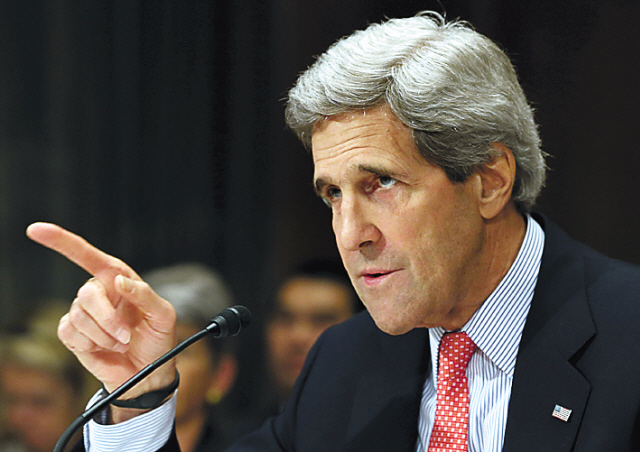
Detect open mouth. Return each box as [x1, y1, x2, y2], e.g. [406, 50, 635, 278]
[361, 269, 396, 284]
[362, 268, 394, 277]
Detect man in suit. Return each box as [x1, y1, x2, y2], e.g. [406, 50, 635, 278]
[26, 11, 640, 451]
[261, 258, 360, 416]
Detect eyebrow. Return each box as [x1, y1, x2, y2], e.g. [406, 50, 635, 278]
[356, 163, 391, 177]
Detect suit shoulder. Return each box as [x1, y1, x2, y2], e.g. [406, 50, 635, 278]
[583, 254, 640, 327]
[304, 310, 429, 373]
[538, 213, 640, 303]
[584, 252, 640, 290]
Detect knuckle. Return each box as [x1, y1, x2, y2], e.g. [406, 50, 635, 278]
[105, 256, 129, 275]
[67, 302, 86, 326]
[57, 314, 72, 341]
[102, 310, 124, 331]
[137, 280, 154, 296]
[77, 280, 101, 299]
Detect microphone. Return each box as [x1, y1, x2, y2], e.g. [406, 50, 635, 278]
[53, 305, 251, 452]
[206, 305, 251, 337]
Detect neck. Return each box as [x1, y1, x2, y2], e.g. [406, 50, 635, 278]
[441, 206, 527, 331]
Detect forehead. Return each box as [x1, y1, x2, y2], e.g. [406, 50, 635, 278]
[311, 106, 425, 182]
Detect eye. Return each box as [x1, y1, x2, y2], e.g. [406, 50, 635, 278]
[378, 175, 397, 188]
[321, 186, 342, 207]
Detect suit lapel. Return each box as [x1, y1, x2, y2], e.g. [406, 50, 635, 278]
[346, 327, 430, 452]
[503, 216, 596, 452]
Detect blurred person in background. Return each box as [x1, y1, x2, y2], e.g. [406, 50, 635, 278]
[142, 263, 239, 452]
[262, 258, 361, 414]
[0, 301, 99, 452]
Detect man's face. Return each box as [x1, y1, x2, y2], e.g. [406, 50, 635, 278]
[312, 105, 488, 335]
[0, 364, 79, 452]
[266, 277, 354, 397]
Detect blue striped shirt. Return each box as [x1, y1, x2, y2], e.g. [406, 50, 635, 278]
[416, 214, 545, 452]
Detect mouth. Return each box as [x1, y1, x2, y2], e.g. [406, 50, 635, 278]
[360, 269, 398, 285]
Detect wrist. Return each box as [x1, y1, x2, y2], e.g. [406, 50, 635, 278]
[102, 369, 179, 423]
[103, 359, 177, 398]
[109, 404, 162, 424]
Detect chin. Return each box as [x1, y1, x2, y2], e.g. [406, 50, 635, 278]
[363, 301, 417, 335]
[370, 314, 417, 336]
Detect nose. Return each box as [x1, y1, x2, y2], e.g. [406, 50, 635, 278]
[333, 196, 381, 251]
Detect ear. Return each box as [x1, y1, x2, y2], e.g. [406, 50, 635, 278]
[477, 142, 516, 220]
[206, 354, 238, 404]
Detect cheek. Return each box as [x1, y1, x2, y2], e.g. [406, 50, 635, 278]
[175, 361, 214, 410]
[379, 209, 426, 254]
[177, 359, 209, 379]
[13, 397, 76, 432]
[267, 326, 290, 355]
[409, 186, 479, 245]
[296, 324, 326, 349]
[177, 357, 213, 390]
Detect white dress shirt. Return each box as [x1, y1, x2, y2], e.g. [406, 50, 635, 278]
[83, 389, 176, 451]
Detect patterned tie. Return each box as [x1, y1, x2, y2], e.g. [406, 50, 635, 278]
[428, 331, 477, 452]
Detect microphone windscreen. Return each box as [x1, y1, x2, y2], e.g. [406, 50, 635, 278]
[207, 305, 251, 337]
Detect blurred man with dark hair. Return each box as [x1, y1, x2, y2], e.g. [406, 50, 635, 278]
[264, 258, 360, 412]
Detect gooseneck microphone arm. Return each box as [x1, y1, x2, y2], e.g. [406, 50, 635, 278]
[53, 305, 251, 452]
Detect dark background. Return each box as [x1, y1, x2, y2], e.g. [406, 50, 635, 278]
[0, 0, 638, 407]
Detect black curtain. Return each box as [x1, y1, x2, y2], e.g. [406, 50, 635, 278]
[0, 0, 273, 328]
[0, 2, 639, 395]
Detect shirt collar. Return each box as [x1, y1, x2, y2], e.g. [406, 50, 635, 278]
[429, 214, 545, 377]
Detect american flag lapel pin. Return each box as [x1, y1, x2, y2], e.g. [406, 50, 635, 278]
[552, 404, 572, 422]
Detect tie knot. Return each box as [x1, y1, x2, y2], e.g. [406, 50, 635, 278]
[438, 331, 477, 380]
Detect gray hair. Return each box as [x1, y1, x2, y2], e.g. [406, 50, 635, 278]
[143, 262, 234, 330]
[285, 11, 547, 212]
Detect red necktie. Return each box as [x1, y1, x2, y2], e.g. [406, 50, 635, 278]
[428, 332, 477, 452]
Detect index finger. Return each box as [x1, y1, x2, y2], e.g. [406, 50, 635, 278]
[26, 222, 138, 280]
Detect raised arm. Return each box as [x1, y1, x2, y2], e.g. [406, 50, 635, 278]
[26, 222, 177, 423]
